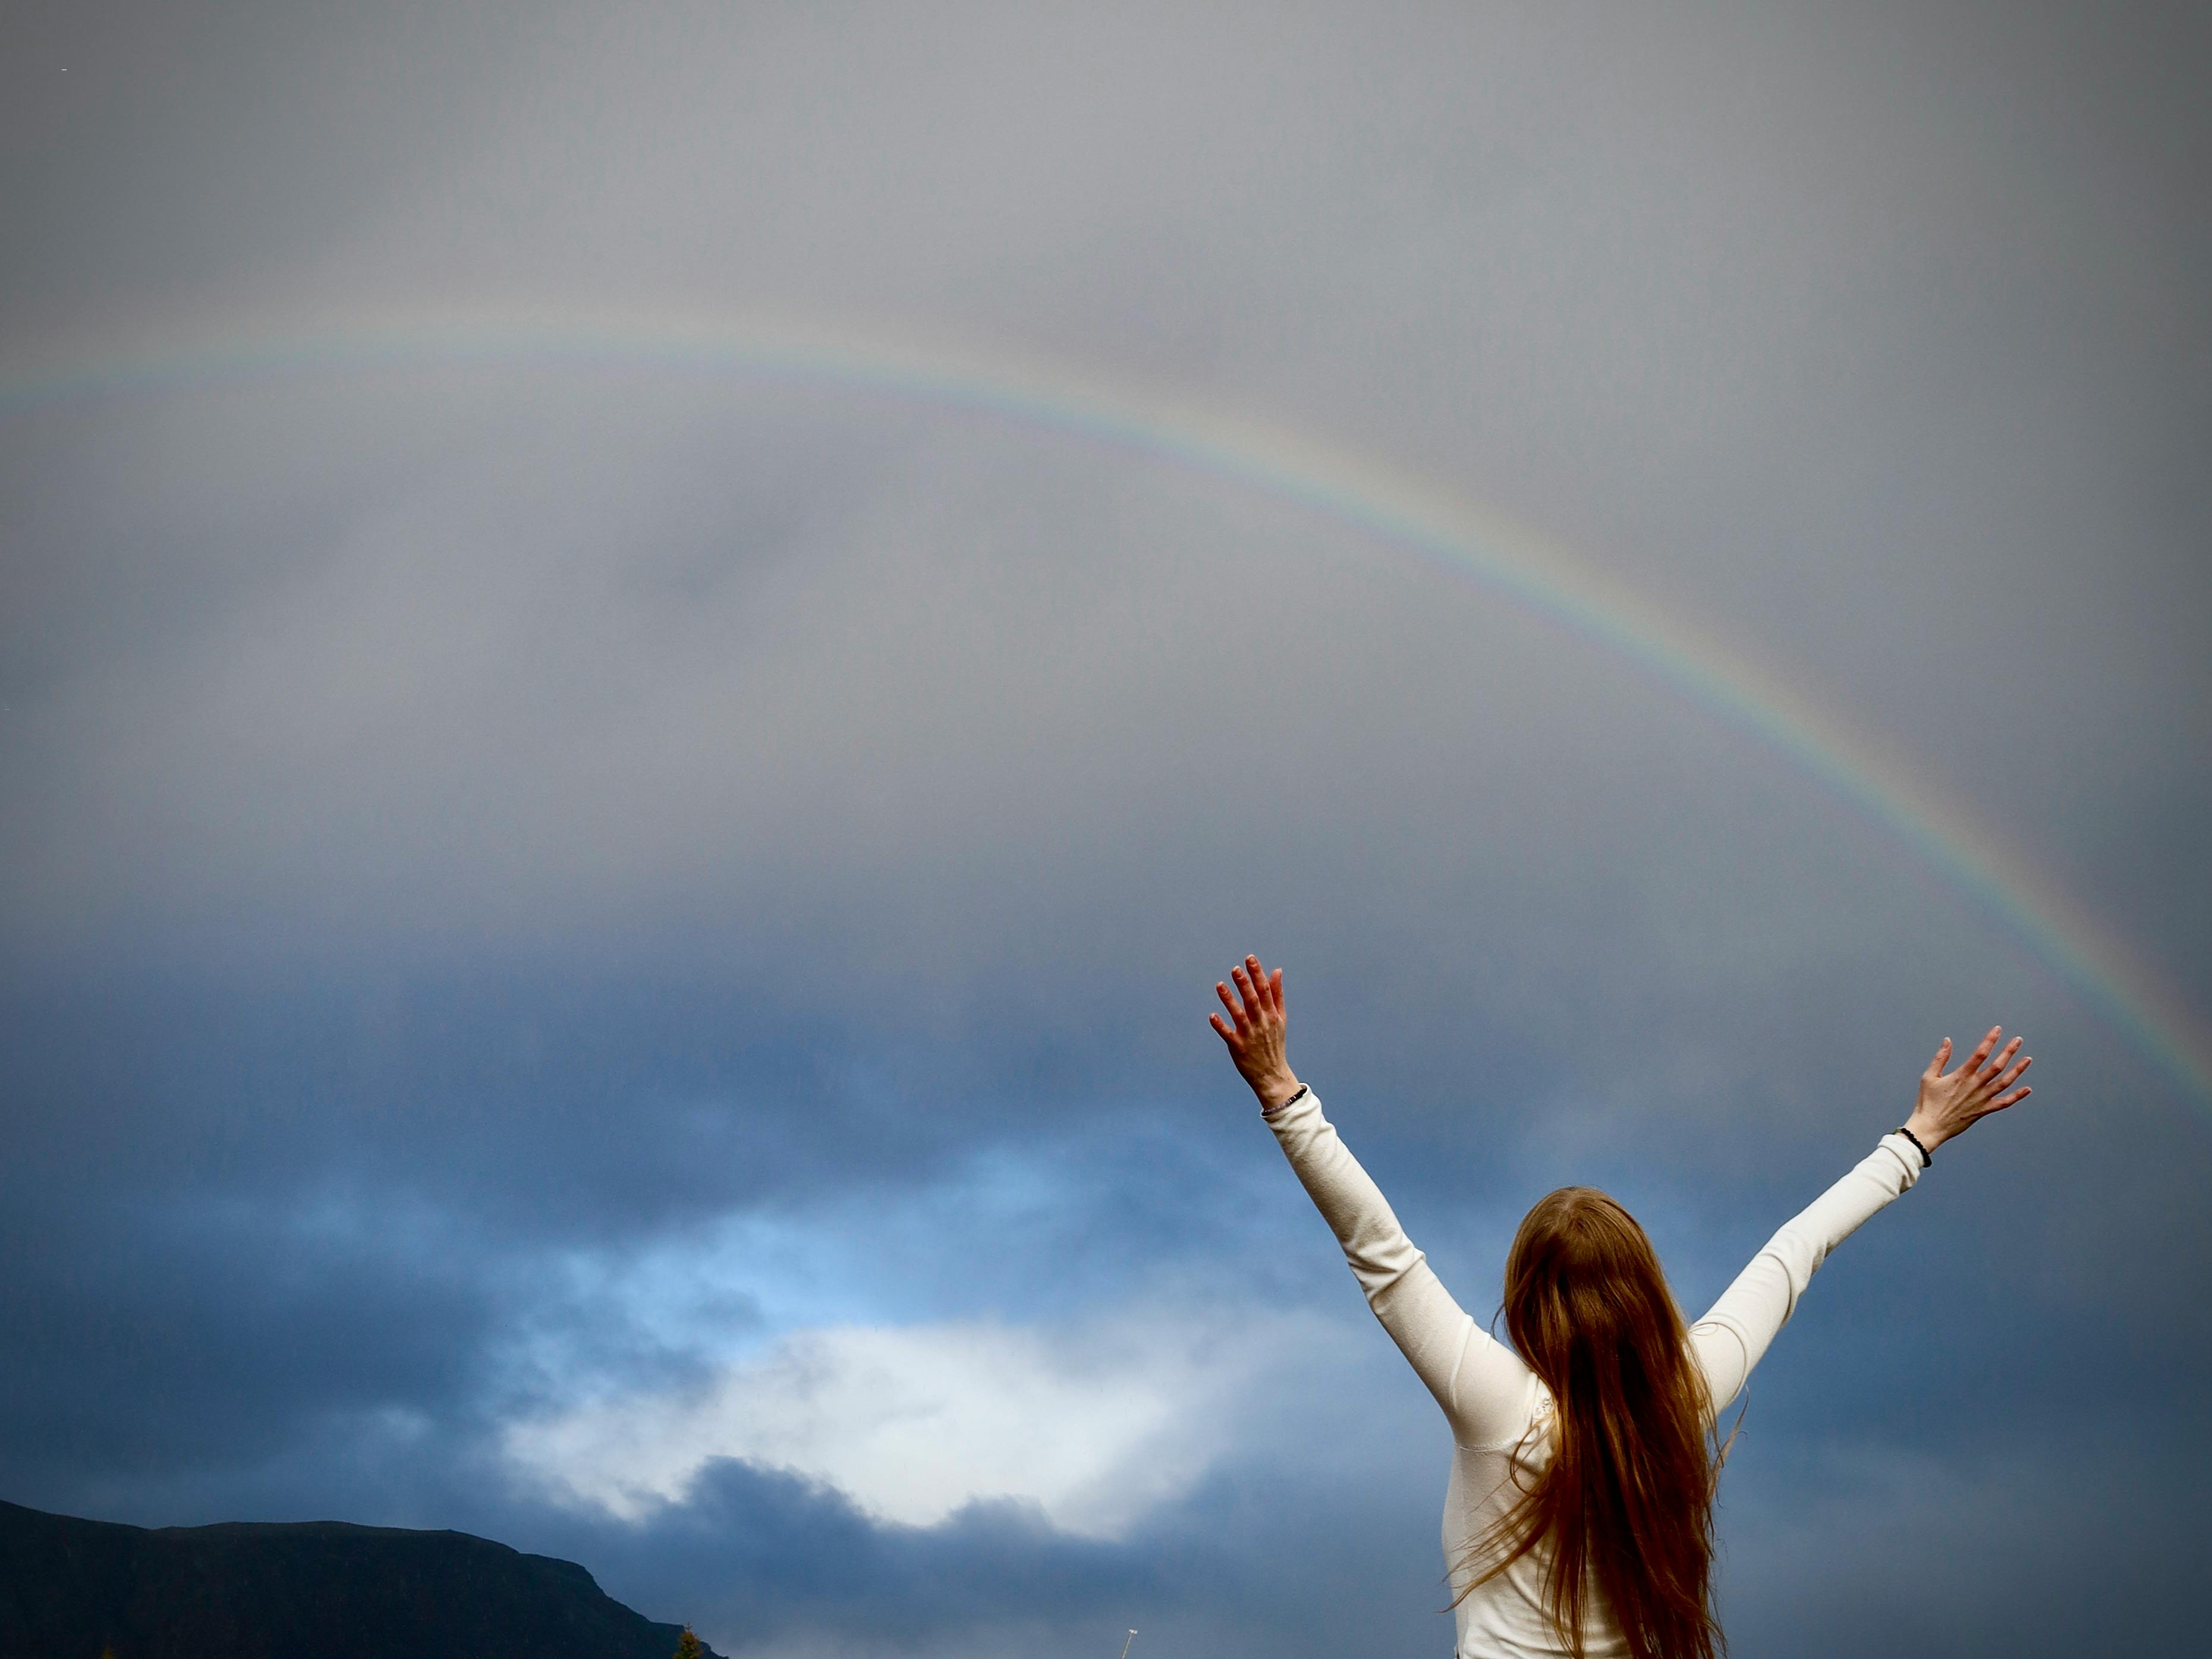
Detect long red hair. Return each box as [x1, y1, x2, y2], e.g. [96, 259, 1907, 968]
[1454, 1186, 1738, 1659]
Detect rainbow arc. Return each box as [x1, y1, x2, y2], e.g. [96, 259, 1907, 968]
[5, 306, 2204, 1110]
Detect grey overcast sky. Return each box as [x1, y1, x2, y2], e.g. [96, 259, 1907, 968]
[2, 4, 2207, 1655]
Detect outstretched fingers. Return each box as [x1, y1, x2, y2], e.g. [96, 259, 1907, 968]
[1985, 1053, 2032, 1110]
[1971, 1038, 2021, 1102]
[1214, 956, 1286, 1047]
[1216, 980, 1249, 1033]
[1958, 1026, 2002, 1079]
[1243, 954, 1280, 1020]
[1914, 1022, 2034, 1141]
[1232, 960, 1273, 1026]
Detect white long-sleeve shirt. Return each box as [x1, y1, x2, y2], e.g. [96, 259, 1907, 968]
[1264, 1087, 1925, 1658]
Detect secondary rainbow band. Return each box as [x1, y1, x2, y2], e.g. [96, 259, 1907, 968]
[5, 306, 2207, 1112]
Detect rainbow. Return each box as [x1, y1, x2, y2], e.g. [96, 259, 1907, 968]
[4, 304, 2206, 1112]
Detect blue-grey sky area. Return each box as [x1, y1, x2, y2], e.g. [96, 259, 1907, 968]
[4, 4, 2208, 1655]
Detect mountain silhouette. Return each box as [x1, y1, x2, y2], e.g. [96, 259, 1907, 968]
[0, 1498, 719, 1659]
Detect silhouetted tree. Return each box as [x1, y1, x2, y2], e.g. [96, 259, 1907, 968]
[672, 1626, 706, 1659]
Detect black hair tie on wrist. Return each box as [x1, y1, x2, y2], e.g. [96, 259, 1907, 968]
[1898, 1126, 1932, 1167]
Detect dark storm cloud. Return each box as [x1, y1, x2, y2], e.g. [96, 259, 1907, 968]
[1714, 1422, 2212, 1657]
[2, 3, 2207, 1656]
[586, 1425, 2212, 1658]
[530, 1453, 1460, 1659]
[126, 1419, 2200, 1658]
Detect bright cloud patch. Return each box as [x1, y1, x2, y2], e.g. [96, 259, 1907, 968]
[505, 1310, 1314, 1538]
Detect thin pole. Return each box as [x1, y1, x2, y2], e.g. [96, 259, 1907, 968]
[1117, 1631, 1138, 1659]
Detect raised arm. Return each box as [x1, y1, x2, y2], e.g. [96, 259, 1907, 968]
[1210, 955, 1531, 1445]
[1689, 1027, 2032, 1421]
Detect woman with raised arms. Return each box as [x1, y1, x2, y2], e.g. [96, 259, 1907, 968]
[1209, 953, 2031, 1659]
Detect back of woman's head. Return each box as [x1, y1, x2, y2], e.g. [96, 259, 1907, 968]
[1457, 1186, 1725, 1659]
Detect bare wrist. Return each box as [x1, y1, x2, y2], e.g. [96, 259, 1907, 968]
[1255, 1072, 1304, 1113]
[1902, 1113, 1946, 1154]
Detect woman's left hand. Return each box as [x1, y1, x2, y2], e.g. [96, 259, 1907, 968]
[1210, 953, 1304, 1112]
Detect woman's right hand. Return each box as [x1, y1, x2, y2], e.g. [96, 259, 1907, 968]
[1210, 953, 1304, 1113]
[1903, 1027, 2032, 1153]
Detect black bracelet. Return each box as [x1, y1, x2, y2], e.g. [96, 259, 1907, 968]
[1263, 1084, 1310, 1118]
[1897, 1126, 1932, 1167]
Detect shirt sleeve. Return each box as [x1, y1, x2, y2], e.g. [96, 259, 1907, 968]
[1688, 1132, 1927, 1422]
[1264, 1088, 1533, 1447]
